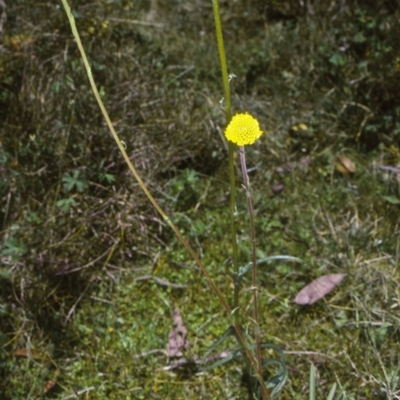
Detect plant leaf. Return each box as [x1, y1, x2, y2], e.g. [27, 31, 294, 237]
[201, 348, 241, 371]
[261, 343, 288, 398]
[201, 325, 236, 363]
[383, 195, 400, 205]
[327, 383, 337, 400]
[309, 363, 316, 400]
[237, 256, 303, 282]
[294, 274, 347, 305]
[14, 348, 46, 360]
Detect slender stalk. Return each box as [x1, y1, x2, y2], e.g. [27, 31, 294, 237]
[239, 146, 263, 387]
[229, 143, 240, 310]
[211, 0, 231, 121]
[211, 0, 240, 316]
[212, 2, 268, 398]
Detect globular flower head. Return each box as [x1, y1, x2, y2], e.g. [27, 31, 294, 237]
[224, 112, 263, 146]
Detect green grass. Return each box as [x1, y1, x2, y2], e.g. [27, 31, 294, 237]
[1, 0, 400, 398]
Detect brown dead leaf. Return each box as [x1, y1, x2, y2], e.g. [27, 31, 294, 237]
[14, 348, 45, 360]
[168, 309, 189, 358]
[294, 274, 347, 305]
[337, 155, 356, 174]
[335, 161, 350, 175]
[43, 380, 56, 394]
[164, 310, 234, 371]
[272, 183, 284, 195]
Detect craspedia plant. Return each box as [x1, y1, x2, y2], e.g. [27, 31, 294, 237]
[225, 112, 263, 146]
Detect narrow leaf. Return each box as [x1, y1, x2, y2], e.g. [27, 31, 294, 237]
[201, 348, 241, 371]
[383, 195, 400, 205]
[237, 256, 303, 282]
[253, 343, 288, 399]
[201, 325, 235, 363]
[309, 363, 316, 400]
[327, 383, 337, 400]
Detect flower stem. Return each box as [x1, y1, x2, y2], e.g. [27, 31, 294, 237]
[239, 146, 263, 388]
[211, 0, 239, 316]
[212, 3, 268, 398]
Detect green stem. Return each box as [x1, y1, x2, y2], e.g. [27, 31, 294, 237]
[211, 0, 239, 316]
[211, 0, 231, 121]
[212, 2, 268, 399]
[229, 143, 240, 310]
[239, 146, 263, 394]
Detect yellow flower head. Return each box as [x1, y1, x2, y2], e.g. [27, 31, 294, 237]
[224, 112, 263, 146]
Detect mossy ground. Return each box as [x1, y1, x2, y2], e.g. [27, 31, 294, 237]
[1, 1, 400, 399]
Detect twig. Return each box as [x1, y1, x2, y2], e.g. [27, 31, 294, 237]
[135, 275, 187, 289]
[108, 17, 164, 28]
[64, 281, 92, 325]
[0, 0, 6, 34]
